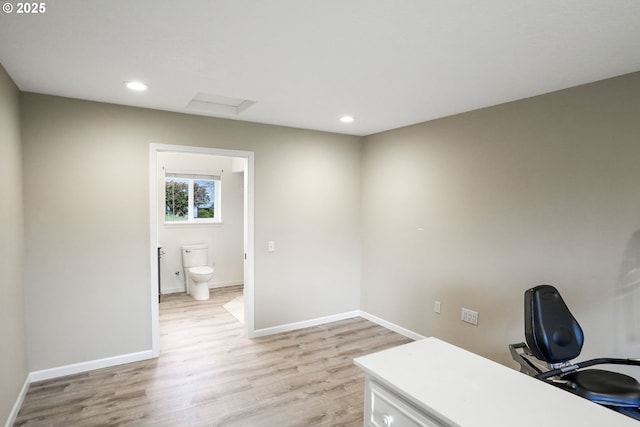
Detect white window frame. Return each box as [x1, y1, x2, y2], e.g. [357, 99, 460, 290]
[165, 172, 222, 224]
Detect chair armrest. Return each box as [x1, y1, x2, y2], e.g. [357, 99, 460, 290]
[536, 358, 640, 380]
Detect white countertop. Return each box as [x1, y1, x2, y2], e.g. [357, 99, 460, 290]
[354, 337, 638, 427]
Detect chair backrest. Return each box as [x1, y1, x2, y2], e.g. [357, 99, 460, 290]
[524, 285, 584, 363]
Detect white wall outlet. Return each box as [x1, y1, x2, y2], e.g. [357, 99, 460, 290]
[434, 301, 441, 314]
[267, 240, 276, 252]
[461, 308, 479, 325]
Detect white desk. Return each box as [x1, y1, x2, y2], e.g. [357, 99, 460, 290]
[354, 337, 638, 427]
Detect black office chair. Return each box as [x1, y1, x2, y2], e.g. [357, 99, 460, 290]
[509, 284, 640, 420]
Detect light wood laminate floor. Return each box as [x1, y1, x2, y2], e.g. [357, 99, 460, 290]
[14, 286, 411, 426]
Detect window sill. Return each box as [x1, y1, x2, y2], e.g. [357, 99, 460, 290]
[164, 221, 224, 227]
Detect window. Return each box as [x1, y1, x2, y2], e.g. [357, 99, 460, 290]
[165, 173, 221, 223]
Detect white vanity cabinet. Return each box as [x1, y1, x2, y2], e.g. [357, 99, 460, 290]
[354, 337, 639, 427]
[365, 378, 445, 427]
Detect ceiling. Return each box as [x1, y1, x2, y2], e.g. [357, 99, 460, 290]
[1, 1, 639, 136]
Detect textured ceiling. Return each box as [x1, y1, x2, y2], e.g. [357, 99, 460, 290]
[1, 0, 639, 135]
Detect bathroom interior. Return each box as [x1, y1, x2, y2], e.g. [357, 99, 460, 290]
[156, 151, 246, 322]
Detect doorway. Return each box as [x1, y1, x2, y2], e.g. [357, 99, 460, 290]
[149, 143, 255, 357]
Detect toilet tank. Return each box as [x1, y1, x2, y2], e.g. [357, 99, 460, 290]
[182, 244, 209, 268]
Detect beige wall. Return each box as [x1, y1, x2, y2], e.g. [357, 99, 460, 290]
[361, 72, 640, 366]
[0, 65, 28, 421]
[20, 93, 363, 371]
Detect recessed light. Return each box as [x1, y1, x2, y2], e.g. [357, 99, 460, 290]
[125, 81, 148, 91]
[340, 115, 355, 123]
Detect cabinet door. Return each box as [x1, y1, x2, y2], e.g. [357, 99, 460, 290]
[367, 380, 447, 427]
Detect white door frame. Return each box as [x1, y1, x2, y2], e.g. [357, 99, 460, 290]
[149, 143, 255, 356]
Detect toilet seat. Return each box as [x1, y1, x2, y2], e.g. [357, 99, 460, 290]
[190, 266, 213, 275]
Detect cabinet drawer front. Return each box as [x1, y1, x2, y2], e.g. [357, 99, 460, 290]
[369, 381, 444, 427]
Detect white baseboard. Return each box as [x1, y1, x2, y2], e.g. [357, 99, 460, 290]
[161, 286, 185, 294]
[24, 315, 419, 381]
[358, 310, 426, 341]
[251, 310, 425, 341]
[162, 280, 244, 295]
[209, 280, 244, 289]
[4, 374, 30, 427]
[252, 310, 361, 337]
[29, 350, 155, 383]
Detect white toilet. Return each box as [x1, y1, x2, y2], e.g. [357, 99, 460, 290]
[181, 244, 214, 300]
